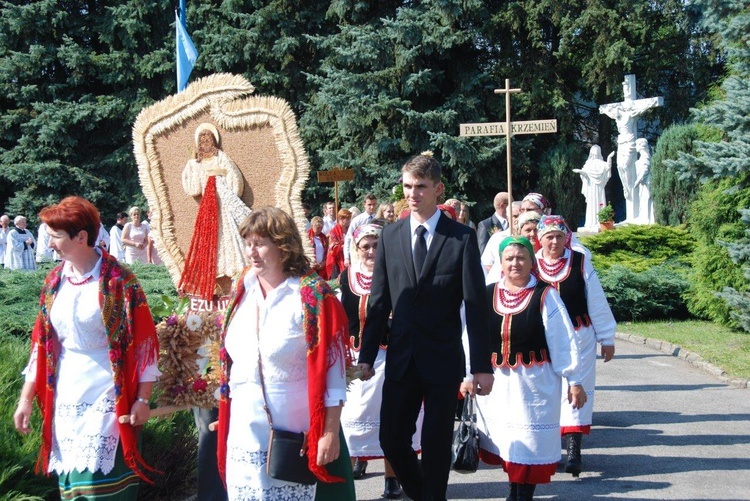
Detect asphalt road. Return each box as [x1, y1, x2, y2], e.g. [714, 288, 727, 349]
[350, 338, 750, 500]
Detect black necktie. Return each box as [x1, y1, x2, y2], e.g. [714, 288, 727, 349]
[414, 225, 427, 277]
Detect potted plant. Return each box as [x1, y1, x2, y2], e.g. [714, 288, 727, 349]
[598, 203, 615, 231]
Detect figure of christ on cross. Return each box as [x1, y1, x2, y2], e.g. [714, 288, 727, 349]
[599, 75, 662, 223]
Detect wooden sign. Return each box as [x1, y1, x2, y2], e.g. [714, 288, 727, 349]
[459, 119, 558, 137]
[458, 80, 559, 232]
[317, 168, 354, 183]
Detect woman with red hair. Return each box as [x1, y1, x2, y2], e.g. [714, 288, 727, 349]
[325, 209, 351, 280]
[13, 196, 160, 500]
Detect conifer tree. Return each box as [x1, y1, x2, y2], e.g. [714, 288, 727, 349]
[300, 0, 506, 208]
[682, 0, 750, 331]
[0, 0, 174, 223]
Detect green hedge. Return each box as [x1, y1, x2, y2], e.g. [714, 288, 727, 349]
[580, 225, 695, 321]
[581, 224, 695, 273]
[597, 265, 691, 322]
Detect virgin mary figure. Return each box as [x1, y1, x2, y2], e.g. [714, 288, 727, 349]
[573, 145, 612, 232]
[180, 123, 251, 299]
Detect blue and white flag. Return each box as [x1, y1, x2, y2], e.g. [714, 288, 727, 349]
[176, 11, 198, 92]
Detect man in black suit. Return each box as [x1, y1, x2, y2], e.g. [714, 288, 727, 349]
[358, 153, 494, 501]
[477, 192, 509, 254]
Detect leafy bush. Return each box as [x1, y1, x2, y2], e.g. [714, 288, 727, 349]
[683, 177, 750, 326]
[0, 331, 57, 500]
[598, 265, 691, 322]
[579, 224, 695, 321]
[0, 267, 48, 338]
[580, 224, 695, 273]
[139, 411, 198, 500]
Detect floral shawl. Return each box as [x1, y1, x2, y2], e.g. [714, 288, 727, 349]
[217, 269, 351, 485]
[32, 250, 159, 482]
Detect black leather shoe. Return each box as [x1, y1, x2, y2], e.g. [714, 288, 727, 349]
[517, 483, 536, 501]
[352, 458, 368, 479]
[383, 476, 402, 499]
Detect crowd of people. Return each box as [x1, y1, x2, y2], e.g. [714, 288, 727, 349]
[0, 206, 163, 271]
[12, 151, 616, 501]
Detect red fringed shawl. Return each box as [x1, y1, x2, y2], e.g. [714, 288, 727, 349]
[325, 224, 346, 278]
[32, 250, 160, 482]
[217, 269, 351, 485]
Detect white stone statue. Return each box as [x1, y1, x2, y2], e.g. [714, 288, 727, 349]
[573, 145, 613, 232]
[599, 75, 662, 223]
[181, 123, 251, 291]
[634, 138, 654, 224]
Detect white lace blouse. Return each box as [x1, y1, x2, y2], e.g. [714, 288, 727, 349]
[24, 253, 160, 474]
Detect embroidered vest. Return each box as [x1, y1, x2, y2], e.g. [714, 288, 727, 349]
[487, 281, 550, 369]
[339, 268, 388, 350]
[544, 251, 591, 330]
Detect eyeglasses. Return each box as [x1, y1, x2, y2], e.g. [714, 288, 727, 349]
[358, 243, 378, 252]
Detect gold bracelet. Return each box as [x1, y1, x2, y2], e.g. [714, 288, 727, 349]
[19, 398, 33, 404]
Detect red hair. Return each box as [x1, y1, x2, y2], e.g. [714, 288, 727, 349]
[39, 196, 101, 247]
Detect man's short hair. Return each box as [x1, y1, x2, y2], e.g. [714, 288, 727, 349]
[402, 153, 441, 184]
[364, 193, 377, 202]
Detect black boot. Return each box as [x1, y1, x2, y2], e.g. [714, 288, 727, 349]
[383, 477, 402, 499]
[516, 483, 536, 501]
[565, 432, 582, 477]
[352, 458, 368, 479]
[505, 482, 518, 501]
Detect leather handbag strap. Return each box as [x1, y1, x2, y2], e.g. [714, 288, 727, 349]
[462, 392, 476, 425]
[255, 302, 274, 428]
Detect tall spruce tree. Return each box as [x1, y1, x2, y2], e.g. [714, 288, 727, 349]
[192, 0, 336, 114]
[0, 0, 174, 224]
[681, 0, 750, 331]
[300, 0, 506, 209]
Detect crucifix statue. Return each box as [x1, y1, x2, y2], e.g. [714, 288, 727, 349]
[599, 74, 662, 223]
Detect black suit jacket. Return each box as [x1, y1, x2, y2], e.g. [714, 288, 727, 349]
[477, 214, 508, 254]
[359, 213, 492, 385]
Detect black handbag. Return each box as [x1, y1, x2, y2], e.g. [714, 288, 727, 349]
[266, 428, 317, 485]
[451, 392, 480, 473]
[255, 305, 317, 485]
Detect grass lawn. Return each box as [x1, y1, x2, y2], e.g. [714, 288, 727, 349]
[618, 320, 750, 380]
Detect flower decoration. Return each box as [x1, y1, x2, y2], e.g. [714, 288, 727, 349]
[192, 377, 208, 392]
[156, 310, 222, 409]
[186, 313, 203, 331]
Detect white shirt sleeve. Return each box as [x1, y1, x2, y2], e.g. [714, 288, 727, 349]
[542, 287, 584, 386]
[583, 256, 617, 345]
[139, 360, 162, 383]
[22, 344, 38, 382]
[324, 345, 347, 407]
